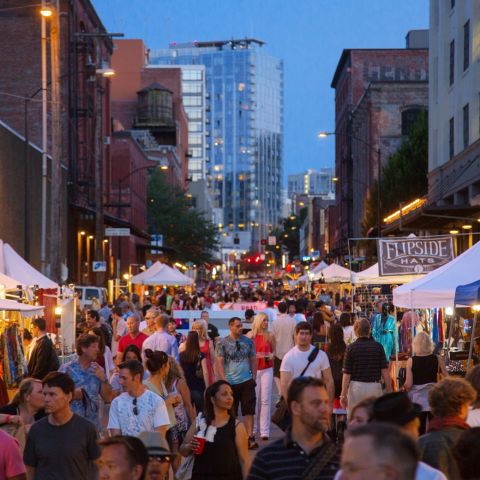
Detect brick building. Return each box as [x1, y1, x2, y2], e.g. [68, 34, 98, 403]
[111, 39, 189, 191]
[330, 34, 428, 257]
[0, 0, 116, 283]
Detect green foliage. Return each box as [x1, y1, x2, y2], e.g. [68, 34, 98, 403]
[147, 171, 219, 265]
[269, 208, 308, 260]
[362, 111, 428, 236]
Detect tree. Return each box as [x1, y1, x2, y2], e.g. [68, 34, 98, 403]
[362, 111, 428, 236]
[147, 171, 219, 265]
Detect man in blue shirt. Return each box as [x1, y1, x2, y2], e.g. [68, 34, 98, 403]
[60, 333, 112, 429]
[217, 317, 257, 449]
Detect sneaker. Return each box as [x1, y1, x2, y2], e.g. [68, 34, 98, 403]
[248, 436, 259, 450]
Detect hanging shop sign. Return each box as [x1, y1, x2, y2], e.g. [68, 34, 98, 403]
[377, 235, 455, 276]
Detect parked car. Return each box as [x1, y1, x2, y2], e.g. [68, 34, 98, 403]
[75, 286, 108, 310]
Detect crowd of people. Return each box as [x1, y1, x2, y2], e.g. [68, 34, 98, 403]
[0, 284, 480, 479]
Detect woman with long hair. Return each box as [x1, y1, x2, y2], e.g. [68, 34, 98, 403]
[144, 349, 178, 431]
[372, 303, 398, 362]
[404, 331, 447, 434]
[163, 356, 194, 472]
[326, 323, 347, 442]
[180, 331, 210, 412]
[184, 320, 216, 384]
[109, 344, 148, 396]
[339, 312, 355, 345]
[312, 311, 328, 350]
[246, 313, 275, 441]
[180, 380, 250, 480]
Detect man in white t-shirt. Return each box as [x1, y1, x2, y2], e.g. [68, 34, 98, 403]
[263, 298, 278, 327]
[280, 321, 334, 403]
[271, 302, 297, 394]
[108, 360, 169, 437]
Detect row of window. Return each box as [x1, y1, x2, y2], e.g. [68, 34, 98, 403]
[449, 20, 470, 87]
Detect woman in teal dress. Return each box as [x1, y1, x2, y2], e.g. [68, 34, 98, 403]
[372, 303, 398, 362]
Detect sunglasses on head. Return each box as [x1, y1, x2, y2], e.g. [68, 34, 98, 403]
[132, 397, 138, 416]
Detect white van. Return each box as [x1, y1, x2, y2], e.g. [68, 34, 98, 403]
[74, 286, 108, 310]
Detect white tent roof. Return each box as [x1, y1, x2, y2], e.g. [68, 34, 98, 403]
[393, 240, 480, 308]
[352, 263, 424, 286]
[0, 241, 58, 289]
[0, 298, 44, 317]
[312, 263, 353, 283]
[310, 261, 328, 274]
[131, 261, 193, 286]
[0, 272, 23, 291]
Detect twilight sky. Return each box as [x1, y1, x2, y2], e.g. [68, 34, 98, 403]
[93, 0, 429, 181]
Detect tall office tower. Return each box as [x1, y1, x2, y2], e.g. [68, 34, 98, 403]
[150, 39, 284, 251]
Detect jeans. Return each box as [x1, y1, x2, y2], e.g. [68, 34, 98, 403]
[253, 367, 273, 437]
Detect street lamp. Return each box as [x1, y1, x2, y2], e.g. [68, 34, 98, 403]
[318, 131, 382, 237]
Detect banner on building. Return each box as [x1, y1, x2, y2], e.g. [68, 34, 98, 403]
[377, 235, 455, 276]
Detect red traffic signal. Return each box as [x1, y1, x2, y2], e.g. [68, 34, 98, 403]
[260, 238, 267, 245]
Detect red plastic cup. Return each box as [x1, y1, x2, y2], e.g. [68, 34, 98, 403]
[193, 436, 206, 455]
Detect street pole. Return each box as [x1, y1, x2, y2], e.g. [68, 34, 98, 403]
[24, 97, 30, 262]
[376, 147, 381, 239]
[40, 2, 48, 275]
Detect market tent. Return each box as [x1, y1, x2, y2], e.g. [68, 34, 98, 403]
[311, 263, 353, 283]
[393, 240, 480, 308]
[310, 261, 328, 275]
[296, 261, 328, 283]
[130, 261, 164, 284]
[352, 263, 424, 286]
[131, 261, 193, 286]
[454, 279, 480, 307]
[0, 241, 58, 289]
[0, 272, 23, 291]
[0, 298, 44, 317]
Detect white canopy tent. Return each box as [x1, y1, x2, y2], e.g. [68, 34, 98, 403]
[0, 240, 58, 289]
[352, 263, 424, 286]
[297, 261, 328, 283]
[311, 263, 353, 283]
[0, 298, 44, 317]
[0, 272, 23, 291]
[131, 261, 193, 286]
[393, 240, 480, 309]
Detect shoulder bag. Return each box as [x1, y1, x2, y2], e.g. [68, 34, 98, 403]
[302, 438, 337, 480]
[271, 346, 320, 431]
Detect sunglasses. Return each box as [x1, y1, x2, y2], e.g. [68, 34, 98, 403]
[132, 397, 138, 416]
[148, 455, 171, 463]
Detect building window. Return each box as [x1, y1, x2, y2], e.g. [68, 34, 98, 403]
[449, 40, 455, 86]
[183, 96, 202, 107]
[449, 117, 454, 159]
[401, 108, 423, 135]
[463, 104, 469, 149]
[182, 70, 202, 81]
[451, 0, 455, 8]
[464, 20, 470, 71]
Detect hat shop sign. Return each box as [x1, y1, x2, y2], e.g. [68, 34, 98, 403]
[377, 236, 455, 276]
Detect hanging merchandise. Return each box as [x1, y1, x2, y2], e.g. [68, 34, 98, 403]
[0, 322, 28, 388]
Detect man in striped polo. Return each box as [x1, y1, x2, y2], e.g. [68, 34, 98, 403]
[340, 318, 392, 417]
[248, 377, 340, 480]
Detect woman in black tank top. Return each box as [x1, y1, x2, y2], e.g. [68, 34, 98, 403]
[405, 332, 447, 434]
[179, 380, 249, 479]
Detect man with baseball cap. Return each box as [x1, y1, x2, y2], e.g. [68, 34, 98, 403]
[138, 431, 176, 480]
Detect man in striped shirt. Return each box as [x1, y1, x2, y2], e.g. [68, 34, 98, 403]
[340, 318, 392, 417]
[248, 377, 340, 480]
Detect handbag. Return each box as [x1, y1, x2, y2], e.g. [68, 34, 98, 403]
[174, 454, 194, 480]
[271, 347, 320, 431]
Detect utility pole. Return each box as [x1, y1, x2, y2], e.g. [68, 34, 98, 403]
[49, 0, 62, 282]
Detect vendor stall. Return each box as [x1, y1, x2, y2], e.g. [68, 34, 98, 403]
[131, 261, 194, 286]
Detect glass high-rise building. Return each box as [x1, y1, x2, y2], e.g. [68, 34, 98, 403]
[150, 39, 284, 249]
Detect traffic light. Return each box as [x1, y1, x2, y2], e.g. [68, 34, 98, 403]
[234, 236, 240, 245]
[260, 238, 267, 245]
